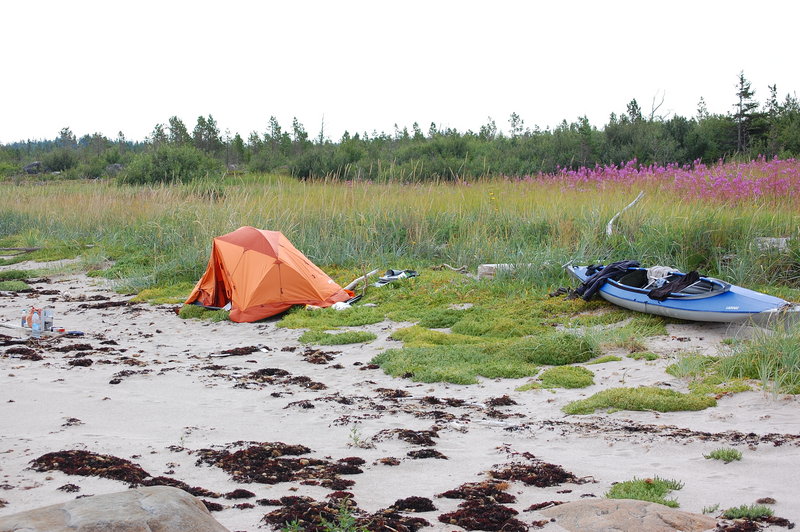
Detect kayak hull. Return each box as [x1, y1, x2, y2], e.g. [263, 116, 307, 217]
[567, 265, 799, 326]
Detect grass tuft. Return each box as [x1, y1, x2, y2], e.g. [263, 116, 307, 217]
[0, 280, 30, 291]
[606, 476, 683, 508]
[499, 332, 599, 365]
[628, 351, 659, 361]
[371, 345, 539, 384]
[533, 366, 594, 389]
[299, 330, 377, 345]
[178, 304, 230, 322]
[390, 325, 483, 347]
[719, 325, 800, 394]
[586, 355, 622, 365]
[704, 447, 742, 463]
[277, 306, 385, 329]
[131, 282, 195, 304]
[563, 387, 717, 415]
[722, 504, 773, 520]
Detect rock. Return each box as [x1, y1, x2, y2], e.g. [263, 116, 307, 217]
[477, 263, 534, 279]
[22, 162, 42, 174]
[105, 163, 124, 176]
[0, 486, 230, 532]
[754, 236, 791, 252]
[540, 498, 717, 532]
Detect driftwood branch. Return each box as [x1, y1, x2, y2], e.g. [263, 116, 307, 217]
[344, 269, 379, 291]
[0, 247, 41, 252]
[606, 191, 645, 236]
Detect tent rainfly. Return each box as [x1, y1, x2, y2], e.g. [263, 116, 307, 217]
[185, 226, 352, 322]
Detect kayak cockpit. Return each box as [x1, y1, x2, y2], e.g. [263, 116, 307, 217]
[611, 268, 731, 300]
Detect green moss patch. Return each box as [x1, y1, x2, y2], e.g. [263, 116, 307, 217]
[606, 476, 683, 508]
[132, 282, 196, 304]
[178, 304, 230, 322]
[299, 330, 377, 345]
[390, 325, 483, 347]
[586, 355, 622, 365]
[371, 345, 539, 384]
[628, 351, 659, 361]
[0, 269, 31, 281]
[277, 306, 385, 329]
[533, 366, 594, 389]
[0, 280, 30, 291]
[563, 387, 716, 415]
[498, 332, 599, 365]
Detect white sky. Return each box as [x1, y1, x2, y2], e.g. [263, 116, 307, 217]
[2, 0, 799, 144]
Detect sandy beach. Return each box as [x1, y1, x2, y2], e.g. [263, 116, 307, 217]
[1, 258, 798, 531]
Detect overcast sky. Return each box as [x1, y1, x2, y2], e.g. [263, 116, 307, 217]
[2, 0, 798, 144]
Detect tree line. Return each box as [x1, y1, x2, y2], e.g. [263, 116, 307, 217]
[2, 73, 799, 182]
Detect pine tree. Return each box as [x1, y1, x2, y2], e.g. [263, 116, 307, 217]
[734, 71, 758, 152]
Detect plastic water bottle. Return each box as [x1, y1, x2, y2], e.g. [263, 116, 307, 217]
[31, 311, 41, 337]
[21, 309, 27, 328]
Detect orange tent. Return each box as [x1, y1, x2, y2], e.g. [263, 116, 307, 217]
[185, 226, 352, 322]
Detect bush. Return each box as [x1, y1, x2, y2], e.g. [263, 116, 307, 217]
[120, 144, 220, 184]
[42, 149, 79, 172]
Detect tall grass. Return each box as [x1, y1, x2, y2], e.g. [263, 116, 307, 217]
[0, 160, 799, 294]
[719, 324, 800, 394]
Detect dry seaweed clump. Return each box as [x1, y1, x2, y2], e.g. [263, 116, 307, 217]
[29, 450, 219, 497]
[196, 441, 361, 488]
[262, 495, 430, 532]
[490, 456, 588, 488]
[438, 499, 527, 531]
[437, 480, 516, 503]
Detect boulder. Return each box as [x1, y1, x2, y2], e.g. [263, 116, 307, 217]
[0, 486, 230, 532]
[22, 162, 42, 174]
[540, 498, 717, 532]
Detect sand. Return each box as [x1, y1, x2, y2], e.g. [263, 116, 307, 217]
[1, 258, 799, 531]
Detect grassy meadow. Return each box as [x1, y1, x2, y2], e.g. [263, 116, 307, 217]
[3, 160, 800, 403]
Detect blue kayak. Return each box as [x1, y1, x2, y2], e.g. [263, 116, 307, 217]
[566, 264, 799, 325]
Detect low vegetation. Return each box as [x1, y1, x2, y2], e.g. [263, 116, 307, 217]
[519, 366, 594, 390]
[722, 504, 774, 520]
[606, 476, 684, 508]
[0, 280, 30, 291]
[704, 448, 743, 463]
[298, 330, 377, 345]
[563, 387, 717, 415]
[719, 325, 800, 394]
[586, 355, 622, 365]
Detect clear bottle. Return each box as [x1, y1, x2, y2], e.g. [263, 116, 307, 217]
[21, 309, 27, 328]
[31, 311, 41, 337]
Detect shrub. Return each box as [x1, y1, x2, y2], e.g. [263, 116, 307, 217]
[120, 144, 220, 184]
[606, 476, 683, 507]
[563, 387, 716, 415]
[42, 149, 79, 172]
